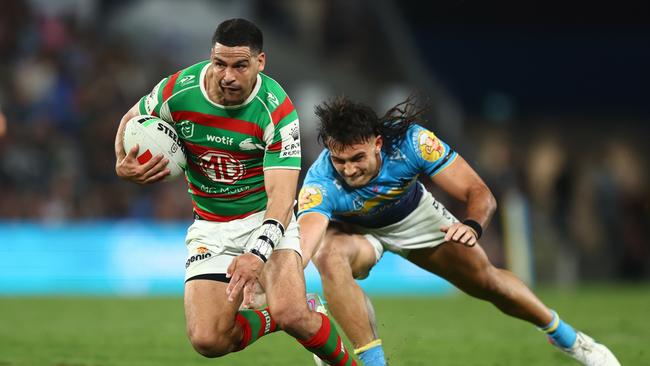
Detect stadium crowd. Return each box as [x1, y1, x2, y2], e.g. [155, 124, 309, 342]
[0, 0, 647, 281]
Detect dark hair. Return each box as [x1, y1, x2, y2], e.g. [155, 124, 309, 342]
[315, 95, 426, 153]
[212, 18, 263, 54]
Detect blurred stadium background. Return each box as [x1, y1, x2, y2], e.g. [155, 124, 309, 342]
[0, 0, 648, 365]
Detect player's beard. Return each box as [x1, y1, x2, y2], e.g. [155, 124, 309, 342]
[220, 85, 244, 105]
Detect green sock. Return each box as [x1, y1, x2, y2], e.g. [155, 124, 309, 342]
[235, 307, 278, 351]
[298, 313, 356, 366]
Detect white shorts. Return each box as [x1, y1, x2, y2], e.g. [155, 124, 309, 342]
[351, 187, 458, 262]
[184, 211, 301, 281]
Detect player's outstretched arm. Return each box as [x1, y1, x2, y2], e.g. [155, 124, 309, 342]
[227, 169, 300, 305]
[114, 103, 170, 184]
[431, 155, 497, 246]
[297, 212, 330, 268]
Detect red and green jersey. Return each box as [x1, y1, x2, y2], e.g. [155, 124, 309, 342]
[138, 60, 301, 221]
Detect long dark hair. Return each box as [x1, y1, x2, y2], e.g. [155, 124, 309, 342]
[315, 95, 426, 154]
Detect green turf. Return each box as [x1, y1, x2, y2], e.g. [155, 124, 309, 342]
[0, 285, 647, 365]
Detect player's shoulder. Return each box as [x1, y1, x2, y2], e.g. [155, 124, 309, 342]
[401, 123, 443, 148]
[301, 150, 339, 211]
[168, 60, 209, 92]
[402, 122, 456, 167]
[307, 150, 335, 176]
[257, 72, 292, 111]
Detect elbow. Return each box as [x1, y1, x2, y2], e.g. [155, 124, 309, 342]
[471, 184, 497, 216]
[486, 189, 497, 216]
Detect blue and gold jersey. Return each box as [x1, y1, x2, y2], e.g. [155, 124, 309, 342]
[298, 124, 458, 228]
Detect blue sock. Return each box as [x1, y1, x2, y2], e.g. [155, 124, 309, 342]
[356, 342, 386, 366]
[539, 310, 577, 349]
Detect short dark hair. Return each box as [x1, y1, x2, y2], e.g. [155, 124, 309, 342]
[212, 18, 263, 54]
[315, 95, 425, 154]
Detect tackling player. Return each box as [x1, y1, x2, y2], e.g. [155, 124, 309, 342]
[297, 96, 620, 366]
[114, 19, 355, 365]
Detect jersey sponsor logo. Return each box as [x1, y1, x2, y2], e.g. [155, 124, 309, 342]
[298, 186, 323, 211]
[267, 92, 279, 108]
[178, 120, 194, 138]
[198, 151, 246, 183]
[185, 246, 212, 268]
[279, 119, 301, 158]
[417, 130, 445, 162]
[239, 137, 264, 151]
[199, 183, 250, 195]
[179, 74, 196, 86]
[206, 134, 234, 146]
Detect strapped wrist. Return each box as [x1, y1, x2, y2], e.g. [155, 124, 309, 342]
[245, 219, 285, 262]
[462, 219, 483, 239]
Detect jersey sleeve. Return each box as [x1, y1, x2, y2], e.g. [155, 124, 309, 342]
[263, 94, 301, 170]
[137, 70, 183, 123]
[297, 182, 334, 220]
[407, 125, 458, 177]
[138, 77, 167, 116]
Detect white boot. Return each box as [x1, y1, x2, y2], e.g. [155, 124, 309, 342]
[555, 331, 621, 366]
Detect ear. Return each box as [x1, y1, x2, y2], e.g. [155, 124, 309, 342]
[375, 135, 383, 153]
[257, 52, 266, 72]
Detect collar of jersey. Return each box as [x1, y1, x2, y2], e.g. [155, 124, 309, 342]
[199, 62, 262, 109]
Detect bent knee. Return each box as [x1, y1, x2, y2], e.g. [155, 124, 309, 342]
[187, 327, 236, 358]
[312, 236, 347, 273]
[271, 305, 311, 334]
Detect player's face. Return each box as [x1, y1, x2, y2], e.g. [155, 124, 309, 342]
[328, 136, 383, 188]
[210, 43, 265, 105]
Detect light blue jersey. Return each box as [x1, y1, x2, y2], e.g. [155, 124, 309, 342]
[298, 124, 458, 228]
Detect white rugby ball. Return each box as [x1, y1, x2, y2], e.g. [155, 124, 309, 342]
[123, 115, 187, 181]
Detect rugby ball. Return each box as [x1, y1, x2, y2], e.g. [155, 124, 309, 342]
[122, 115, 187, 181]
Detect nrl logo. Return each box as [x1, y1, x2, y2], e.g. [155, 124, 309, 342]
[178, 120, 194, 138]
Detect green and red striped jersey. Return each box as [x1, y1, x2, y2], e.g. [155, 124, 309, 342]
[138, 60, 301, 221]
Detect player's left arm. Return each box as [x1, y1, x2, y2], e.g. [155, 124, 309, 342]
[431, 155, 497, 246]
[226, 90, 301, 304]
[226, 169, 299, 304]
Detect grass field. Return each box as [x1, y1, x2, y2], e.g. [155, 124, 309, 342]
[0, 285, 648, 365]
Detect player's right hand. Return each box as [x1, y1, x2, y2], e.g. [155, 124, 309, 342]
[115, 144, 171, 184]
[226, 253, 265, 305]
[440, 222, 478, 247]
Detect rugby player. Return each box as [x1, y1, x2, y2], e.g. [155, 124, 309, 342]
[115, 18, 355, 365]
[297, 96, 620, 366]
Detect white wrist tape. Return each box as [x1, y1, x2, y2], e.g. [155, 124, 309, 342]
[246, 219, 285, 262]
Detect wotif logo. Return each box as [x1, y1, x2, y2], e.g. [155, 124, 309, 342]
[206, 134, 234, 145]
